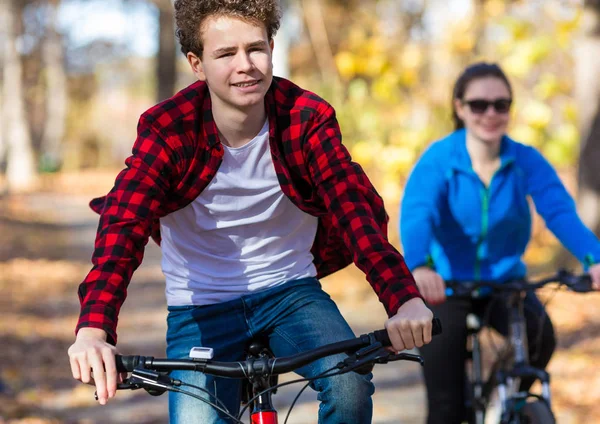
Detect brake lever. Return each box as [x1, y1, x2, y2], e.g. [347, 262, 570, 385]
[117, 379, 141, 390]
[341, 347, 425, 376]
[380, 352, 424, 366]
[94, 377, 140, 401]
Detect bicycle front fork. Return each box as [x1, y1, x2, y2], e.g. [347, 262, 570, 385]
[249, 383, 278, 424]
[496, 366, 552, 421]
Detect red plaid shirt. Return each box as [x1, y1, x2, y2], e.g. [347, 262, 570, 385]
[77, 77, 421, 344]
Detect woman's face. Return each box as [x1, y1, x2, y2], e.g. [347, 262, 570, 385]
[455, 76, 512, 145]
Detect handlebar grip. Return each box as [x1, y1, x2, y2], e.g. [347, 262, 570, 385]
[570, 274, 593, 293]
[373, 318, 442, 347]
[115, 355, 141, 372]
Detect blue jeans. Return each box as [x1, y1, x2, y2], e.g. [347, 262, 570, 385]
[166, 278, 374, 424]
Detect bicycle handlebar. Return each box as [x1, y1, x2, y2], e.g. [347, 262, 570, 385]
[116, 318, 442, 376]
[445, 270, 593, 297]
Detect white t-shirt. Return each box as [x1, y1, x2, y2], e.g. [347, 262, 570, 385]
[160, 120, 318, 306]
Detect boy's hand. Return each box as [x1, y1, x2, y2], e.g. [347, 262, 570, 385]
[385, 297, 434, 352]
[67, 328, 125, 405]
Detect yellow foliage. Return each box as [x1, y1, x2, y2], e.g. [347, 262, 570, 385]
[451, 32, 476, 54]
[390, 128, 434, 152]
[528, 37, 553, 63]
[372, 73, 399, 103]
[554, 14, 580, 50]
[510, 124, 542, 147]
[503, 38, 553, 78]
[398, 68, 419, 88]
[502, 53, 532, 78]
[402, 44, 423, 70]
[499, 16, 532, 41]
[380, 179, 403, 205]
[351, 140, 383, 168]
[363, 54, 390, 78]
[543, 139, 577, 167]
[357, 110, 381, 134]
[562, 101, 578, 123]
[347, 78, 369, 103]
[552, 123, 579, 150]
[521, 100, 553, 129]
[533, 73, 560, 99]
[555, 10, 581, 34]
[335, 51, 357, 80]
[485, 0, 506, 18]
[380, 145, 416, 176]
[347, 26, 367, 51]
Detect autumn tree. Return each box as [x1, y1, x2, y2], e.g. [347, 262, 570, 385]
[1, 0, 37, 192]
[575, 0, 600, 235]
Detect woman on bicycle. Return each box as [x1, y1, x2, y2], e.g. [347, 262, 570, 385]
[399, 62, 600, 424]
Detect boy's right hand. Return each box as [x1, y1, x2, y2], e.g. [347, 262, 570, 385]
[413, 267, 446, 305]
[67, 328, 125, 405]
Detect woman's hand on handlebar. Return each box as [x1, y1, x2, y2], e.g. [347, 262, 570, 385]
[412, 267, 446, 305]
[589, 263, 600, 291]
[67, 328, 127, 405]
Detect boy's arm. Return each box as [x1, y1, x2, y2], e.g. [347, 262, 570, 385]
[303, 103, 422, 316]
[76, 117, 176, 345]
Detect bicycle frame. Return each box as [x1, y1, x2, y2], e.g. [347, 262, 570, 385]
[467, 291, 552, 424]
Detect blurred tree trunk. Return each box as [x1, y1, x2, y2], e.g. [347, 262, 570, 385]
[472, 0, 486, 55]
[0, 2, 5, 179]
[40, 0, 67, 172]
[155, 0, 176, 102]
[272, 0, 293, 78]
[575, 0, 600, 236]
[302, 0, 338, 81]
[1, 0, 37, 192]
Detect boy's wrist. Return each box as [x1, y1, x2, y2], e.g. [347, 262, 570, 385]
[76, 327, 108, 341]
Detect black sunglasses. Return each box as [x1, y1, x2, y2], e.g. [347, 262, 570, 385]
[462, 98, 512, 114]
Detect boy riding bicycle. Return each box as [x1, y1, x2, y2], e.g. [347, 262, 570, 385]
[67, 1, 434, 422]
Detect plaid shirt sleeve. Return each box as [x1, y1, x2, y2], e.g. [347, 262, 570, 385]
[304, 103, 423, 316]
[76, 117, 176, 345]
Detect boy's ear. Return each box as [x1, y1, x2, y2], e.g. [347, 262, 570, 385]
[187, 52, 206, 81]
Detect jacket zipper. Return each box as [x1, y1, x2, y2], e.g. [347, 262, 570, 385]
[473, 160, 513, 280]
[475, 187, 489, 281]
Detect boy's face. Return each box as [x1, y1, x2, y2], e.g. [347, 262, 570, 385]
[187, 16, 274, 111]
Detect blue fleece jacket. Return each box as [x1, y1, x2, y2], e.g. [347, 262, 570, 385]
[400, 129, 600, 282]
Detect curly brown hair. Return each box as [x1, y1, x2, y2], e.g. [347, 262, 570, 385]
[174, 0, 282, 57]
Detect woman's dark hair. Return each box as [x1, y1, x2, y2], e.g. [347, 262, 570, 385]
[452, 62, 513, 130]
[175, 0, 282, 58]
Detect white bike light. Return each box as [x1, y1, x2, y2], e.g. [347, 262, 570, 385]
[189, 346, 214, 360]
